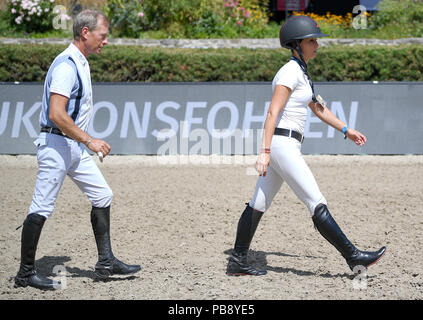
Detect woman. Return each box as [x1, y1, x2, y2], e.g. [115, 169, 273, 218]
[226, 15, 386, 276]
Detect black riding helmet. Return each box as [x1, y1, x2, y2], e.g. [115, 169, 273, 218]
[279, 15, 328, 49]
[279, 15, 329, 104]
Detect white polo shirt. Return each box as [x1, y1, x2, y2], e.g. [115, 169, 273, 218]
[39, 43, 93, 134]
[272, 59, 313, 135]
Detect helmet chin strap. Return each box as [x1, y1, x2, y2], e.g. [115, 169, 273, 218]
[292, 40, 308, 72]
[292, 40, 318, 103]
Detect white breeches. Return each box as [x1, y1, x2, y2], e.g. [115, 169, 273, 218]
[249, 135, 326, 216]
[28, 133, 113, 218]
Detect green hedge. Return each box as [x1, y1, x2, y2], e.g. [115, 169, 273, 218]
[1, 44, 423, 82]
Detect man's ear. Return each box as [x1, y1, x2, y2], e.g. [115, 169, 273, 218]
[80, 26, 89, 40]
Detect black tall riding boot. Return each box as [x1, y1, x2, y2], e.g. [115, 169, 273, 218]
[14, 214, 56, 290]
[91, 206, 141, 279]
[312, 204, 386, 272]
[227, 204, 267, 276]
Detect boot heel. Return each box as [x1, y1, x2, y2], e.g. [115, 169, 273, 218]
[94, 267, 113, 279]
[14, 276, 29, 288]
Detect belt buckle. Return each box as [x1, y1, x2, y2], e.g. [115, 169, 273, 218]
[48, 127, 53, 134]
[288, 129, 292, 139]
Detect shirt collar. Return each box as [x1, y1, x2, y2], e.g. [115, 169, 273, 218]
[68, 42, 88, 67]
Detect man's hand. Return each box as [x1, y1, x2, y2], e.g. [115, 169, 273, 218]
[86, 138, 111, 157]
[49, 93, 112, 157]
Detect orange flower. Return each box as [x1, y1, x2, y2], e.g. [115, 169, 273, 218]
[292, 11, 354, 29]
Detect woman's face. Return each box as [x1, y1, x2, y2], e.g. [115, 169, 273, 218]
[300, 38, 319, 60]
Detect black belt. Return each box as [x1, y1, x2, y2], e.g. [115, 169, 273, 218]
[274, 128, 304, 143]
[41, 127, 72, 139]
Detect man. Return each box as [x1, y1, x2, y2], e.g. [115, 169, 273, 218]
[14, 10, 141, 290]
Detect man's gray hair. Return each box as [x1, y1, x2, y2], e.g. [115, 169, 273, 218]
[73, 10, 108, 40]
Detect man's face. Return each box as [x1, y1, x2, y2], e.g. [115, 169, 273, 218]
[85, 18, 109, 55]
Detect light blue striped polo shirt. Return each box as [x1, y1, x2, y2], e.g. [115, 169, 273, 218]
[39, 43, 93, 134]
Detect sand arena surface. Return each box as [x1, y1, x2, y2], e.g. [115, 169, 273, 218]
[0, 155, 422, 300]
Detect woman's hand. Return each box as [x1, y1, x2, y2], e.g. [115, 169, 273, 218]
[308, 100, 367, 147]
[346, 128, 367, 146]
[255, 152, 271, 176]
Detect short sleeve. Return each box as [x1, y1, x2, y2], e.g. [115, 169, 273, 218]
[50, 62, 77, 98]
[275, 62, 299, 91]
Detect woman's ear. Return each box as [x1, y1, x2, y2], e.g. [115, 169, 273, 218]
[288, 40, 301, 51]
[296, 39, 303, 50]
